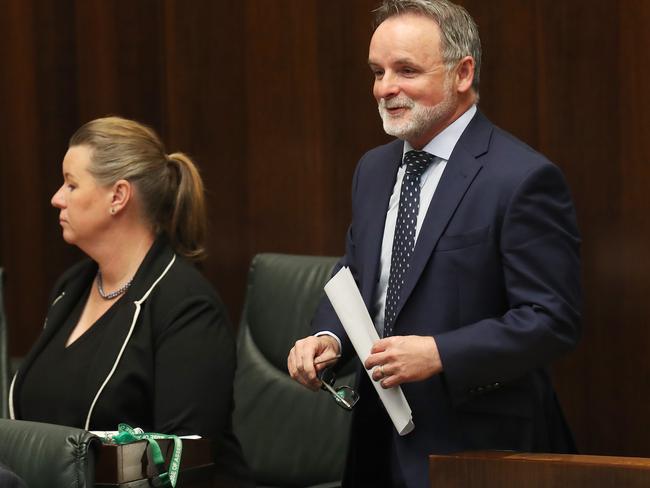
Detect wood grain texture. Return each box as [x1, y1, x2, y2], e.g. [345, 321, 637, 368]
[429, 451, 650, 488]
[0, 0, 649, 458]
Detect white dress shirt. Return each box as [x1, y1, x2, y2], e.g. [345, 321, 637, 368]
[318, 105, 477, 347]
[371, 105, 477, 334]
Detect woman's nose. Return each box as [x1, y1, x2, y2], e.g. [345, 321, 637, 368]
[51, 185, 65, 208]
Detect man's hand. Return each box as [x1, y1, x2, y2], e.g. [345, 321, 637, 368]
[364, 335, 442, 389]
[288, 335, 341, 391]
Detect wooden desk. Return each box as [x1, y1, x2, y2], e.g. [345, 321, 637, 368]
[95, 438, 214, 487]
[429, 451, 650, 488]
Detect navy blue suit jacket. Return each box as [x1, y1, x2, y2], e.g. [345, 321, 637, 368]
[312, 110, 581, 488]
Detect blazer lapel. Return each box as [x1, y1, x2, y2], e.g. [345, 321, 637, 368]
[12, 261, 95, 417]
[359, 141, 403, 306]
[82, 237, 174, 402]
[81, 296, 139, 402]
[17, 262, 96, 380]
[394, 112, 493, 320]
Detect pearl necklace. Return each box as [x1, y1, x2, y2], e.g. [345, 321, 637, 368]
[96, 270, 133, 300]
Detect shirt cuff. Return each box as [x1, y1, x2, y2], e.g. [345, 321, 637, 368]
[314, 331, 342, 354]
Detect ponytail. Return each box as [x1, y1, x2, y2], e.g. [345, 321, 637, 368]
[166, 153, 207, 261]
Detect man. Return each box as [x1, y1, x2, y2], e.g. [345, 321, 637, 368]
[287, 1, 581, 487]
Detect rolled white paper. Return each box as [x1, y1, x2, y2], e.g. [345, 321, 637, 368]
[324, 266, 414, 436]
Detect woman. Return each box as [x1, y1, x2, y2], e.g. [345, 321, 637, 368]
[8, 116, 251, 486]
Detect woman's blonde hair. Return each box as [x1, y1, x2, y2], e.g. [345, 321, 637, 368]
[70, 116, 207, 261]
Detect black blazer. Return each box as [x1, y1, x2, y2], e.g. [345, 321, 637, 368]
[10, 237, 251, 485]
[313, 110, 581, 488]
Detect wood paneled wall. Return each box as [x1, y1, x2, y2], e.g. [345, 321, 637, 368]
[1, 0, 649, 458]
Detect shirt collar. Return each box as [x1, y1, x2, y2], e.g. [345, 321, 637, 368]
[403, 104, 477, 161]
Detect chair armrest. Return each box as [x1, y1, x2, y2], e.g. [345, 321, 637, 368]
[0, 419, 99, 488]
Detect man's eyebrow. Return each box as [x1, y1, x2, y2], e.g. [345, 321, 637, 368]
[393, 57, 418, 65]
[368, 57, 418, 66]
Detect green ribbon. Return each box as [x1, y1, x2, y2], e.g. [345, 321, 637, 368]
[102, 423, 183, 488]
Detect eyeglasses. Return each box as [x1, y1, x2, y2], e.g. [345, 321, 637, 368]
[319, 367, 359, 411]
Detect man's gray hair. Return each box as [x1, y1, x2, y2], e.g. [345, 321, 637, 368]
[373, 0, 482, 92]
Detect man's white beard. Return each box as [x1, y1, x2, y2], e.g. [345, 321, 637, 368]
[378, 81, 455, 142]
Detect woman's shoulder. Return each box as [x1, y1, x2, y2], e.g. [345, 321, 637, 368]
[130, 238, 218, 304]
[144, 254, 231, 328]
[156, 255, 218, 301]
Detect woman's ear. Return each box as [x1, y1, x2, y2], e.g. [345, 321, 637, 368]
[109, 179, 132, 215]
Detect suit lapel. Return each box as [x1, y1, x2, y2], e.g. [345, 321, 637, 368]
[12, 261, 95, 417]
[81, 295, 139, 403]
[82, 238, 174, 403]
[394, 111, 493, 320]
[17, 262, 95, 380]
[359, 141, 403, 305]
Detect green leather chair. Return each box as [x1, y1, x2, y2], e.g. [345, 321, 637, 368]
[0, 268, 9, 418]
[0, 419, 99, 488]
[233, 254, 356, 488]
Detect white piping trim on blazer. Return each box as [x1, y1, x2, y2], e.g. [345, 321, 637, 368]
[9, 291, 66, 419]
[8, 374, 16, 419]
[83, 254, 177, 430]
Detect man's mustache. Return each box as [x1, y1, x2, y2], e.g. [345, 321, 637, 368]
[379, 96, 415, 110]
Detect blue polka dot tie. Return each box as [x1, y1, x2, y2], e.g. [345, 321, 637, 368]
[383, 150, 434, 337]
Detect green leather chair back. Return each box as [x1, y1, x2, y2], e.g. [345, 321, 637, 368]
[0, 419, 99, 488]
[0, 269, 8, 418]
[233, 254, 356, 488]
